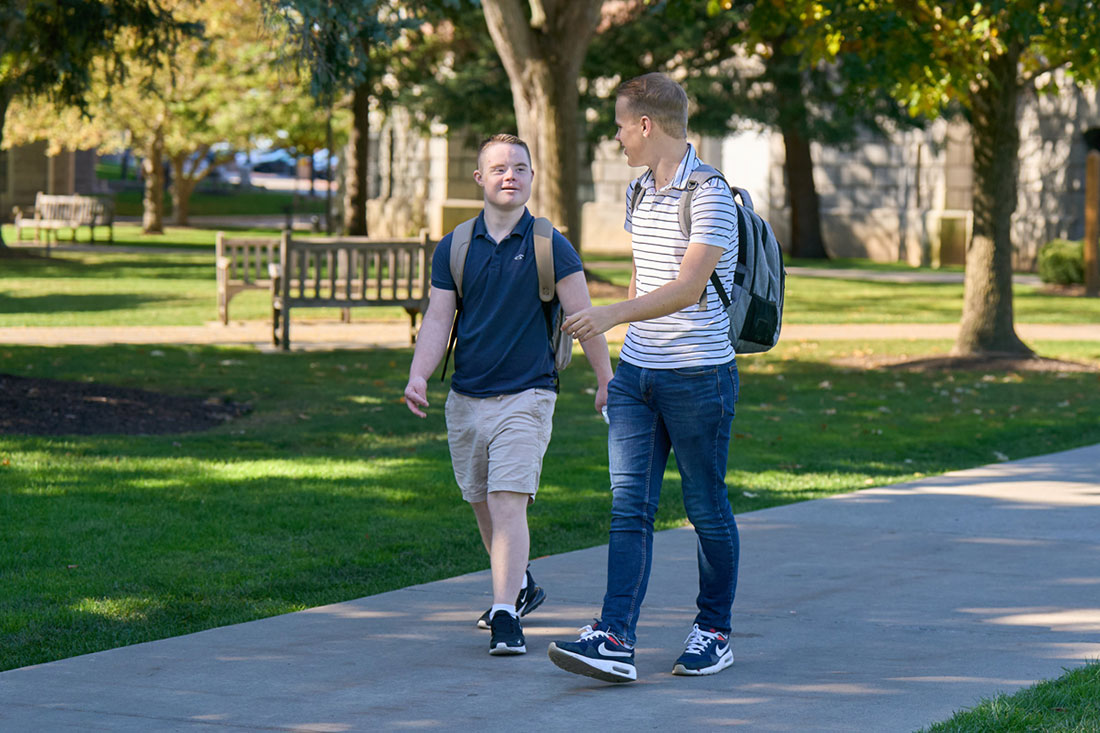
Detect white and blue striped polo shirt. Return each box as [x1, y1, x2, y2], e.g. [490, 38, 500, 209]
[621, 144, 739, 368]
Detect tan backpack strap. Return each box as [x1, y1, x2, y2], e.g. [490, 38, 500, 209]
[450, 217, 477, 298]
[533, 217, 554, 303]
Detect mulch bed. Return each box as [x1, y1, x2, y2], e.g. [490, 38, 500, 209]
[0, 373, 250, 436]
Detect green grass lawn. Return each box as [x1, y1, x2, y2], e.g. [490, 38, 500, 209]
[2, 338, 1100, 673]
[112, 188, 327, 218]
[922, 661, 1100, 732]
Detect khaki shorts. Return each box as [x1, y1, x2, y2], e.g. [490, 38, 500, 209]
[445, 388, 557, 503]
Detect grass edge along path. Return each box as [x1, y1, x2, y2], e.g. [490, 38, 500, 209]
[920, 661, 1100, 733]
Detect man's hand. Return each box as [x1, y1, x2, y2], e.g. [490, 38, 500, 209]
[594, 382, 608, 414]
[404, 376, 430, 418]
[563, 304, 620, 342]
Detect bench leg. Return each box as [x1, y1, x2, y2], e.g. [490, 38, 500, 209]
[280, 307, 291, 351]
[341, 307, 351, 323]
[406, 308, 419, 345]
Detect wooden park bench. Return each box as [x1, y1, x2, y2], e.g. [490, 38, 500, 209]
[216, 232, 280, 324]
[270, 230, 433, 350]
[12, 193, 115, 253]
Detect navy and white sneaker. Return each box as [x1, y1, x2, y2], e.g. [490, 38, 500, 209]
[477, 568, 547, 629]
[671, 624, 733, 676]
[489, 610, 526, 655]
[547, 622, 636, 683]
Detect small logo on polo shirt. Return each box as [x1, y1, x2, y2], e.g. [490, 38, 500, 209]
[513, 253, 525, 260]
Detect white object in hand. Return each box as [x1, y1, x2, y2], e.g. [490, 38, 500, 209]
[601, 406, 610, 425]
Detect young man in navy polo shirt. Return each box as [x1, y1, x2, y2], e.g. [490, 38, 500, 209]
[548, 73, 740, 682]
[404, 134, 612, 656]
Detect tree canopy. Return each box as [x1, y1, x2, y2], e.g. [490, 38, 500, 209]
[818, 0, 1100, 355]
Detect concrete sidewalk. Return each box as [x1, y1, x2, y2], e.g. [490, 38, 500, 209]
[2, 443, 1099, 732]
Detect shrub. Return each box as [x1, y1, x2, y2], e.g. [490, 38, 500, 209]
[1037, 239, 1084, 285]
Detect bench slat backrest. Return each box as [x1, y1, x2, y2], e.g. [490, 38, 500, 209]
[279, 231, 432, 307]
[35, 193, 103, 224]
[216, 233, 280, 284]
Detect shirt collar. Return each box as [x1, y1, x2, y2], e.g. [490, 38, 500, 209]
[473, 207, 533, 243]
[642, 142, 700, 194]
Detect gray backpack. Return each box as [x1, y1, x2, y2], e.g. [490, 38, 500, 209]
[628, 164, 785, 353]
[441, 216, 572, 382]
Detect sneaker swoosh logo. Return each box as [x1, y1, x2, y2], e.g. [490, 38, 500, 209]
[597, 642, 633, 658]
[717, 643, 730, 655]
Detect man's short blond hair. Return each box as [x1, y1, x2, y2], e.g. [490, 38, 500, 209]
[616, 73, 688, 139]
[477, 133, 532, 168]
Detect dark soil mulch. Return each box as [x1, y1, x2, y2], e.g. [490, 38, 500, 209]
[0, 373, 250, 436]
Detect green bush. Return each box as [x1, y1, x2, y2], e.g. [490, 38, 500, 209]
[1037, 238, 1084, 285]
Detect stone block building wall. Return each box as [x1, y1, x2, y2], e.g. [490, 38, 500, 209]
[1014, 74, 1100, 269]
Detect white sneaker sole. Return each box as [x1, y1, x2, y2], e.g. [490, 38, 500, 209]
[671, 649, 734, 676]
[489, 642, 526, 655]
[547, 643, 637, 683]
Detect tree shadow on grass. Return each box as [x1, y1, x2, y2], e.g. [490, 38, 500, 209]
[0, 292, 183, 315]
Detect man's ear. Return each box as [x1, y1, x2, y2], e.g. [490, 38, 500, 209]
[640, 116, 651, 137]
[473, 169, 484, 187]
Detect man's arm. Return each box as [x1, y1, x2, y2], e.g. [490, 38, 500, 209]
[556, 270, 613, 413]
[403, 286, 458, 418]
[562, 242, 723, 342]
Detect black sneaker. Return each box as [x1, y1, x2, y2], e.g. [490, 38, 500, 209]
[489, 610, 526, 655]
[547, 622, 636, 683]
[477, 568, 547, 629]
[671, 623, 733, 676]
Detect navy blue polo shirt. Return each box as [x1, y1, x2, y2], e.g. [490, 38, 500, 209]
[432, 208, 582, 397]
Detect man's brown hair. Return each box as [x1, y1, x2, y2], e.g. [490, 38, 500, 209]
[478, 133, 532, 168]
[616, 73, 688, 139]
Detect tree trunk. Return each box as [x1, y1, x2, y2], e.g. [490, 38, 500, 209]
[344, 80, 370, 236]
[0, 84, 11, 249]
[481, 0, 601, 250]
[953, 50, 1032, 357]
[781, 124, 828, 259]
[768, 45, 828, 259]
[142, 130, 166, 234]
[168, 153, 196, 226]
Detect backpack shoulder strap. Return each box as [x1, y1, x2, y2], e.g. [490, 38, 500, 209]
[449, 217, 477, 299]
[678, 163, 728, 239]
[627, 176, 646, 220]
[441, 216, 477, 383]
[532, 216, 554, 303]
[729, 185, 755, 212]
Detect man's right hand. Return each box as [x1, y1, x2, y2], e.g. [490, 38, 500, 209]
[404, 376, 430, 418]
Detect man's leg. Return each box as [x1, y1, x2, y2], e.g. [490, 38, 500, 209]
[547, 363, 661, 684]
[600, 362, 670, 647]
[658, 361, 739, 676]
[486, 490, 530, 605]
[470, 501, 492, 555]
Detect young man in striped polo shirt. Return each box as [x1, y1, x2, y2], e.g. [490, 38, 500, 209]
[548, 73, 740, 683]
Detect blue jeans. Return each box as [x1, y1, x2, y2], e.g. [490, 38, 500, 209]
[600, 359, 740, 646]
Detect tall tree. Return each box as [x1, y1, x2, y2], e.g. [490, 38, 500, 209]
[480, 0, 602, 244]
[267, 0, 419, 235]
[7, 0, 293, 232]
[583, 0, 918, 259]
[0, 0, 191, 246]
[825, 1, 1100, 356]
